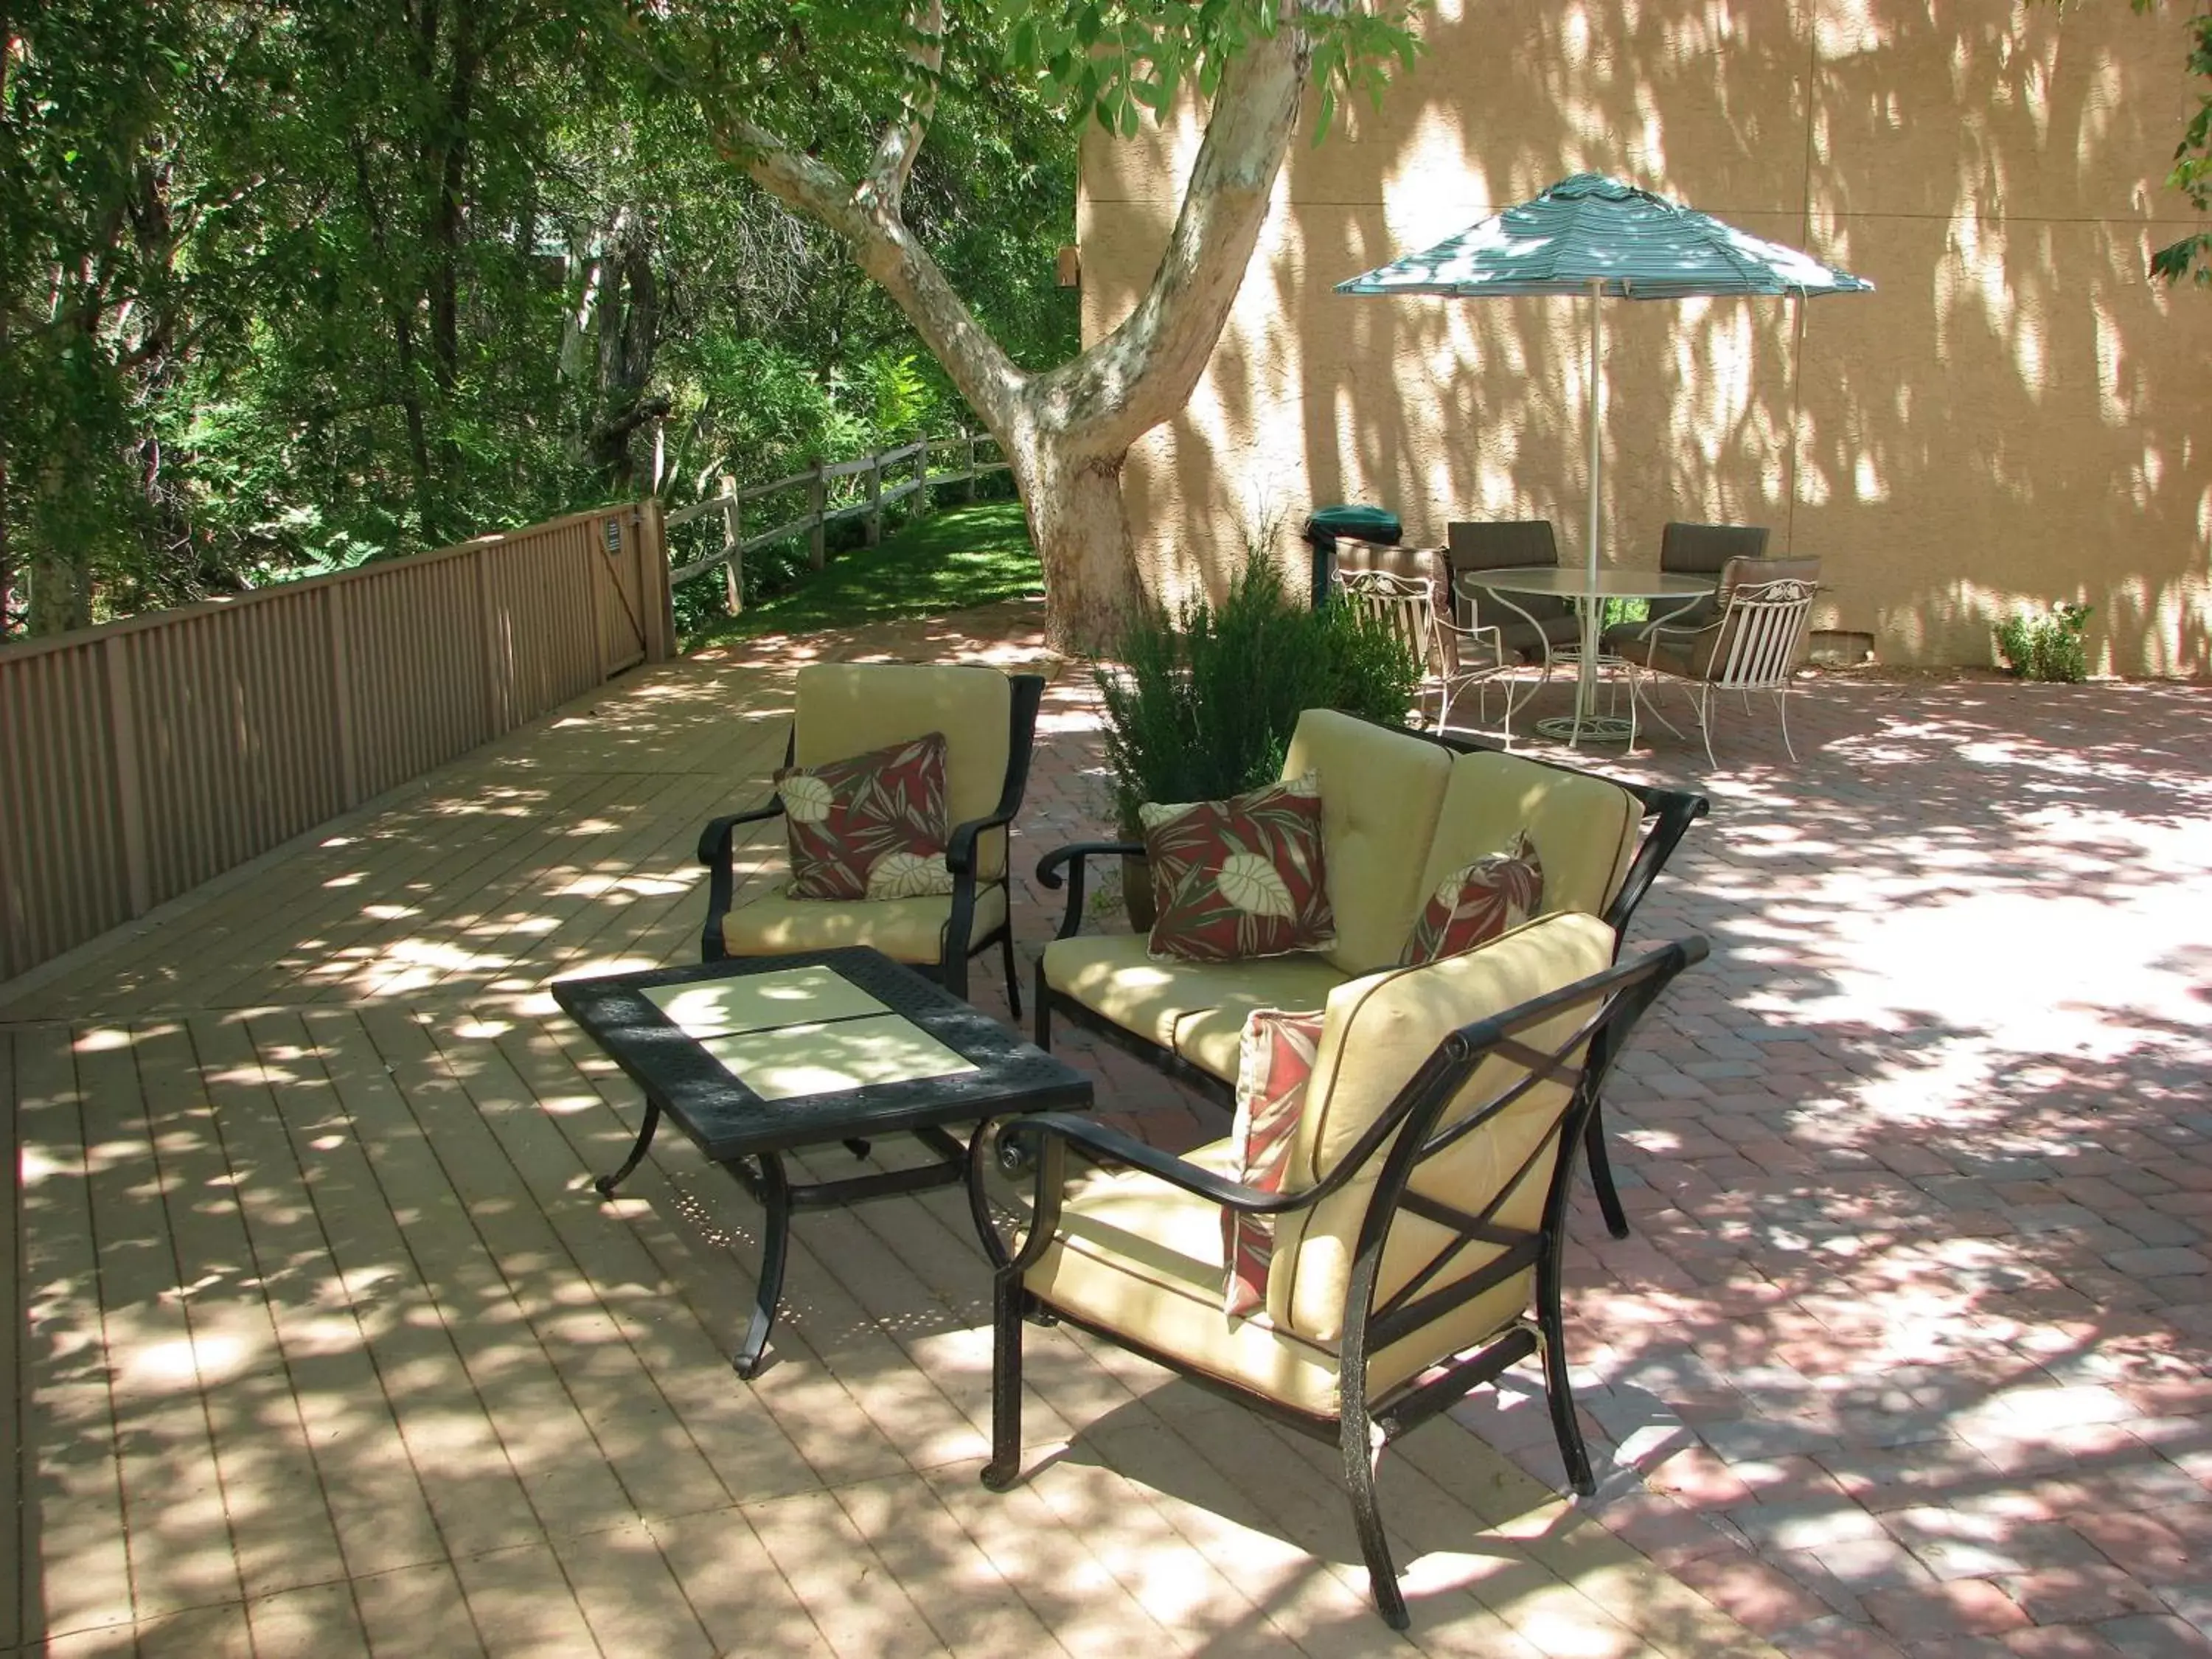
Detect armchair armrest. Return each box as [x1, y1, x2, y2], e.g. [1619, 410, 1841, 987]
[696, 799, 783, 961]
[1034, 841, 1147, 940]
[696, 799, 784, 867]
[945, 810, 1015, 879]
[999, 1113, 1304, 1214]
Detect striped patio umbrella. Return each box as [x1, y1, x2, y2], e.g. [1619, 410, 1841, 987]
[1336, 173, 1872, 591]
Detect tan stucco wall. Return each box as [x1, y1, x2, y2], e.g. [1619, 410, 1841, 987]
[1080, 0, 2212, 675]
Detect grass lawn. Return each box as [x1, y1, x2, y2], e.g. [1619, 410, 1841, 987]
[687, 500, 1042, 649]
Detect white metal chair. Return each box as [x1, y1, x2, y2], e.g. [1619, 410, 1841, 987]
[1613, 577, 1818, 765]
[1333, 568, 1511, 741]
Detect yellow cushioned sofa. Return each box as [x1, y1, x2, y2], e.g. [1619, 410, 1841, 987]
[1032, 710, 1708, 1236]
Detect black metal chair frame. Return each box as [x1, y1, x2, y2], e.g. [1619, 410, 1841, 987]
[1032, 718, 1709, 1237]
[696, 674, 1047, 1008]
[969, 936, 1708, 1629]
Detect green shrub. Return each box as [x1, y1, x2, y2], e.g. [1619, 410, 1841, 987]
[1994, 602, 2093, 683]
[1097, 557, 1422, 838]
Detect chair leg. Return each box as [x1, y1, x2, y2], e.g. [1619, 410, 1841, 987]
[981, 1268, 1028, 1491]
[1776, 687, 1798, 762]
[1583, 1105, 1631, 1239]
[1000, 928, 1022, 1020]
[1698, 683, 1719, 770]
[1339, 1405, 1409, 1629]
[1533, 1270, 1597, 1497]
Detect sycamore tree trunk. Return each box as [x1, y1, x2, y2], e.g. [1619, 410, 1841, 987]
[706, 10, 1310, 654]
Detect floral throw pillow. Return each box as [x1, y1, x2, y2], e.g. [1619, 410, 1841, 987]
[776, 732, 956, 901]
[1399, 832, 1545, 966]
[1223, 1006, 1326, 1318]
[1138, 773, 1335, 962]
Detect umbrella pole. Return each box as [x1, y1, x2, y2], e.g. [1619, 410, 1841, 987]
[1579, 278, 1604, 734]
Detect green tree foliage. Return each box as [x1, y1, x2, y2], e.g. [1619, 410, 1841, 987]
[0, 1, 1078, 636]
[2140, 1, 2212, 283]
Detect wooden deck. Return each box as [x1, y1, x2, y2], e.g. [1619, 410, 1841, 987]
[2, 617, 1775, 1657]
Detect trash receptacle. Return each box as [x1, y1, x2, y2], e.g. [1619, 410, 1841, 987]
[1301, 504, 1402, 608]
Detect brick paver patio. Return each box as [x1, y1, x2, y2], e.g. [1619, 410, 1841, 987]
[4, 593, 2207, 1655]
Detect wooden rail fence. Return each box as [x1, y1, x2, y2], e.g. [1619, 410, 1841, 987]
[0, 501, 675, 986]
[664, 429, 1010, 611]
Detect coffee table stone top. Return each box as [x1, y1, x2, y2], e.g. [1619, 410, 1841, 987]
[552, 947, 1092, 1161]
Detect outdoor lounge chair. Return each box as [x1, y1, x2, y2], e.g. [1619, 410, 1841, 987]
[1332, 567, 1510, 740]
[970, 917, 1708, 1629]
[1444, 520, 1582, 663]
[1611, 571, 1820, 765]
[695, 662, 1044, 1005]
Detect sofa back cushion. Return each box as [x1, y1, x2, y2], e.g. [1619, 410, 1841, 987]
[794, 664, 1012, 879]
[1264, 911, 1618, 1342]
[1280, 710, 1452, 975]
[1415, 748, 1641, 924]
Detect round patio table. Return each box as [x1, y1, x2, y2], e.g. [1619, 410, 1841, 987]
[1457, 566, 1716, 745]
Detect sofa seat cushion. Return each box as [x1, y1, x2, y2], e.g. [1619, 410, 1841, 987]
[1280, 709, 1453, 977]
[1027, 1138, 1523, 1419]
[1041, 935, 1347, 1082]
[1415, 749, 1641, 923]
[722, 880, 1006, 965]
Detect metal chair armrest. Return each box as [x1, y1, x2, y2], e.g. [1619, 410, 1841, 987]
[1034, 841, 1147, 940]
[697, 800, 784, 867]
[997, 1113, 1323, 1216]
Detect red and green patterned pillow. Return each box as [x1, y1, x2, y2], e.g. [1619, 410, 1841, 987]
[1223, 1006, 1326, 1318]
[1138, 773, 1336, 962]
[776, 732, 956, 901]
[1399, 832, 1544, 966]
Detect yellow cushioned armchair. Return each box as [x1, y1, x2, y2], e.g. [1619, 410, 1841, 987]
[696, 663, 1046, 1005]
[970, 913, 1708, 1629]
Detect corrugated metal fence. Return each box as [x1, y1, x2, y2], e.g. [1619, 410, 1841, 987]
[0, 501, 673, 985]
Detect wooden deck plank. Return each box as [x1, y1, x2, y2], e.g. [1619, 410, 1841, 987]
[130, 1599, 257, 1658]
[347, 1560, 487, 1659]
[323, 767, 709, 1008]
[71, 1024, 247, 1622]
[639, 1506, 832, 1658]
[395, 1009, 737, 1524]
[341, 1006, 640, 1543]
[14, 766, 613, 1021]
[912, 1459, 1187, 1659]
[13, 1022, 133, 1645]
[448, 1544, 602, 1659]
[476, 1013, 852, 1506]
[276, 1009, 546, 1562]
[215, 1012, 487, 1579]
[740, 1485, 951, 1659]
[543, 1520, 717, 1659]
[425, 768, 738, 1001]
[515, 1009, 925, 1495]
[189, 767, 617, 1011]
[171, 1016, 385, 1605]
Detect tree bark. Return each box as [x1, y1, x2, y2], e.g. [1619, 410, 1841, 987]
[704, 17, 1310, 653]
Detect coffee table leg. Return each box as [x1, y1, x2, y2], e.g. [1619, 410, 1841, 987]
[594, 1101, 661, 1197]
[734, 1151, 792, 1379]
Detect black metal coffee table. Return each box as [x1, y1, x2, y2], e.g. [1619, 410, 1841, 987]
[552, 946, 1092, 1377]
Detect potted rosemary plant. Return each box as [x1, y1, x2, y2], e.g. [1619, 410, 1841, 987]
[1096, 556, 1421, 928]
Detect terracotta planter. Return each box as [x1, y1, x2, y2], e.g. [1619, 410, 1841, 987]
[1121, 852, 1158, 933]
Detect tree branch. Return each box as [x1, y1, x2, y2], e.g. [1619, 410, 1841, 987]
[1032, 20, 1310, 456]
[709, 111, 1027, 438]
[857, 0, 943, 219]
